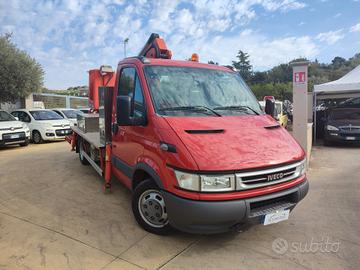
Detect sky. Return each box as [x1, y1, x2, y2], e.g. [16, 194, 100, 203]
[1, 0, 360, 89]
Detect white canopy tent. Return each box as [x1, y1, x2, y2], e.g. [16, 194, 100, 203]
[313, 65, 360, 143]
[314, 65, 360, 98]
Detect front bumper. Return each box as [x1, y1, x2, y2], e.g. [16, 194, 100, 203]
[325, 130, 360, 142]
[43, 129, 72, 140]
[0, 132, 29, 146]
[162, 178, 309, 234]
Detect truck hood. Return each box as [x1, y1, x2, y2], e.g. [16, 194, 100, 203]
[164, 115, 304, 171]
[0, 121, 24, 129]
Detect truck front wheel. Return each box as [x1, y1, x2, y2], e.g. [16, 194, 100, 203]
[132, 179, 173, 235]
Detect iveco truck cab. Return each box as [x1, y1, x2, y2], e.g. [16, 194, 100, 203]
[68, 34, 308, 235]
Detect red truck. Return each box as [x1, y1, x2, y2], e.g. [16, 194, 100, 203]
[68, 33, 308, 235]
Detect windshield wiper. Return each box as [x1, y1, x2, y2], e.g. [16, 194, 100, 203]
[159, 106, 222, 117]
[213, 105, 259, 115]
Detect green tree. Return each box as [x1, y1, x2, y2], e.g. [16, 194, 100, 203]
[232, 50, 252, 81]
[0, 33, 44, 102]
[266, 63, 292, 83]
[331, 56, 346, 69]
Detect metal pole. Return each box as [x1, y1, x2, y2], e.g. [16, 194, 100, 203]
[313, 91, 317, 145]
[123, 38, 129, 58]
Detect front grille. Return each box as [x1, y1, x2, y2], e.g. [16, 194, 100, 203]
[250, 193, 295, 211]
[339, 126, 360, 131]
[55, 129, 72, 136]
[236, 160, 303, 190]
[339, 132, 360, 137]
[241, 167, 296, 184]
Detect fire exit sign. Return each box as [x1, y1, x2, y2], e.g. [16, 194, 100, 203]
[294, 72, 306, 84]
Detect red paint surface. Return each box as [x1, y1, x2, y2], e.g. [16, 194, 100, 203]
[88, 69, 116, 111]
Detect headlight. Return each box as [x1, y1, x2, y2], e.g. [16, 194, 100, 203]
[201, 175, 235, 192]
[295, 159, 307, 176]
[327, 125, 339, 131]
[174, 170, 235, 192]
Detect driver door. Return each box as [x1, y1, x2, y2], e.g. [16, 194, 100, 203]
[112, 66, 147, 182]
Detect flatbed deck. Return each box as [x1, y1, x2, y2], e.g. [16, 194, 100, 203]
[71, 126, 104, 149]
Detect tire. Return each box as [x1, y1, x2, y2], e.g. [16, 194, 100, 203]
[78, 138, 90, 165]
[20, 139, 29, 147]
[32, 131, 43, 144]
[132, 179, 173, 235]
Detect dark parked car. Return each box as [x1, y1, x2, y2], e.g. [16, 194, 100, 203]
[338, 97, 360, 108]
[324, 108, 360, 145]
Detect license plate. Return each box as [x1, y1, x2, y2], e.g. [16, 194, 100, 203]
[263, 209, 290, 225]
[10, 134, 20, 139]
[346, 136, 355, 140]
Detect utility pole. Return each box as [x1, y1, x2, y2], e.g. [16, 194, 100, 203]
[123, 38, 129, 58]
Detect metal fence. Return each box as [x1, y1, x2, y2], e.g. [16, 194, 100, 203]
[33, 93, 88, 109]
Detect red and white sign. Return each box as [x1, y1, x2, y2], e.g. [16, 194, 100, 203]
[294, 72, 306, 84]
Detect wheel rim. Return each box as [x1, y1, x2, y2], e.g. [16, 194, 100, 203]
[34, 132, 40, 143]
[138, 189, 168, 228]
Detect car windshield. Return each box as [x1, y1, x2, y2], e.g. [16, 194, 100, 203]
[329, 109, 360, 120]
[0, 111, 16, 121]
[62, 110, 80, 119]
[144, 66, 262, 116]
[30, 110, 63, 120]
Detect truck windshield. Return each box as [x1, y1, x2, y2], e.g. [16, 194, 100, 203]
[30, 110, 63, 120]
[144, 66, 262, 116]
[329, 109, 360, 120]
[0, 111, 16, 121]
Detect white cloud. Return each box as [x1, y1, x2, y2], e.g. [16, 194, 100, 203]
[350, 23, 360, 32]
[316, 30, 345, 45]
[0, 0, 311, 89]
[170, 30, 318, 70]
[262, 0, 307, 12]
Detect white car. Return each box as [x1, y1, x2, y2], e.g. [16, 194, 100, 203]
[0, 110, 30, 147]
[52, 108, 82, 126]
[11, 109, 72, 144]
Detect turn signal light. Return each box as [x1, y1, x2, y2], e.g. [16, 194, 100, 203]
[190, 53, 199, 62]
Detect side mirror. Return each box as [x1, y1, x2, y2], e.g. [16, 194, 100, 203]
[15, 117, 19, 121]
[116, 95, 146, 126]
[265, 99, 275, 118]
[117, 96, 132, 125]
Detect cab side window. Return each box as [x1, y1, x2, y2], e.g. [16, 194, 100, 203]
[118, 68, 145, 119]
[118, 68, 135, 97]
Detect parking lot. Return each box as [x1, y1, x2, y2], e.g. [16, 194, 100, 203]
[0, 142, 359, 270]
